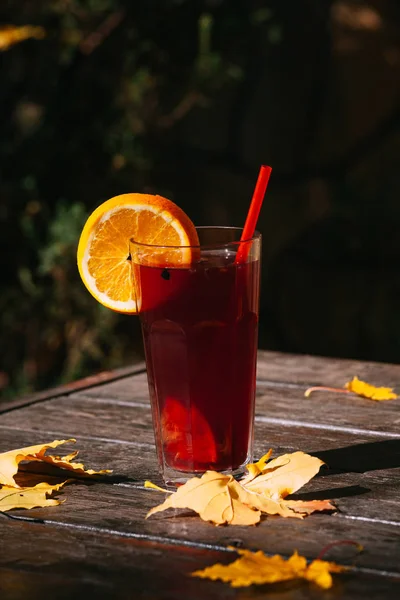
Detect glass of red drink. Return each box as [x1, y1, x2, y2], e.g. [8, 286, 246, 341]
[130, 227, 261, 485]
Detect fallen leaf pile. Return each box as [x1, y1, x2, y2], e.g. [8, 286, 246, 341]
[0, 439, 111, 511]
[192, 547, 347, 590]
[145, 450, 335, 526]
[305, 376, 398, 401]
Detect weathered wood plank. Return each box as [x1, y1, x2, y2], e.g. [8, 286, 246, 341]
[1, 395, 399, 523]
[0, 395, 157, 446]
[59, 360, 400, 436]
[2, 351, 400, 599]
[73, 379, 400, 439]
[256, 351, 400, 388]
[1, 425, 398, 490]
[0, 363, 146, 414]
[1, 428, 399, 561]
[0, 520, 240, 600]
[3, 350, 399, 416]
[2, 382, 399, 462]
[62, 351, 400, 398]
[4, 351, 400, 438]
[1, 472, 399, 577]
[254, 386, 400, 436]
[1, 521, 399, 600]
[2, 383, 399, 526]
[63, 351, 400, 406]
[72, 373, 150, 403]
[1, 398, 399, 485]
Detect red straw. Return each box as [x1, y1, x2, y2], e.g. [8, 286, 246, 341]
[235, 164, 272, 263]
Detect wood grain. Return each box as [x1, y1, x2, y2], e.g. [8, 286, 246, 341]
[0, 363, 146, 414]
[255, 351, 400, 388]
[1, 350, 400, 599]
[0, 475, 399, 576]
[1, 428, 399, 519]
[0, 428, 399, 572]
[2, 379, 399, 447]
[1, 521, 399, 600]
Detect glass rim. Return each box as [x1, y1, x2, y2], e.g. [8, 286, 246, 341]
[129, 226, 261, 250]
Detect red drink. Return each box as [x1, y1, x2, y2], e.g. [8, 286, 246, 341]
[133, 230, 261, 482]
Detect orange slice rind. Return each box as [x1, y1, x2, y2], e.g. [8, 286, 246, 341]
[77, 193, 199, 314]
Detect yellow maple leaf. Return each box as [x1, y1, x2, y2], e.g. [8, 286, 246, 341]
[0, 439, 111, 488]
[0, 26, 45, 51]
[240, 451, 334, 519]
[243, 451, 324, 500]
[145, 451, 335, 525]
[146, 471, 261, 525]
[192, 548, 347, 589]
[305, 376, 398, 401]
[345, 376, 398, 401]
[0, 481, 67, 511]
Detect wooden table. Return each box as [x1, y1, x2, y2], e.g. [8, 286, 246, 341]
[1, 350, 399, 599]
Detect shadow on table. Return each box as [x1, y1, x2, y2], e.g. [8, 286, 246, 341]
[18, 462, 130, 485]
[312, 438, 400, 474]
[291, 484, 370, 502]
[288, 438, 400, 501]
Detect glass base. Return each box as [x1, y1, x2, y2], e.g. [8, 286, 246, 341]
[161, 456, 252, 489]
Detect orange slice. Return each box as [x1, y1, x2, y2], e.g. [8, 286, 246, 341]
[77, 193, 199, 314]
[161, 397, 217, 470]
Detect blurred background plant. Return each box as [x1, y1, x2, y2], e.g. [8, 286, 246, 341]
[1, 0, 399, 399]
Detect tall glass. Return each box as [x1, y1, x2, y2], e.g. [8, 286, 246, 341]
[130, 227, 261, 485]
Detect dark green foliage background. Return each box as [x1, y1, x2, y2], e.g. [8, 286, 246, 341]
[1, 0, 399, 398]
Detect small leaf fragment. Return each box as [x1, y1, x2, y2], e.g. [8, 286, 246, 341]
[241, 449, 273, 484]
[0, 481, 68, 511]
[144, 480, 172, 493]
[192, 548, 347, 589]
[284, 499, 336, 515]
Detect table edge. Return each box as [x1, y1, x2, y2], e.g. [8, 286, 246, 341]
[0, 362, 146, 414]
